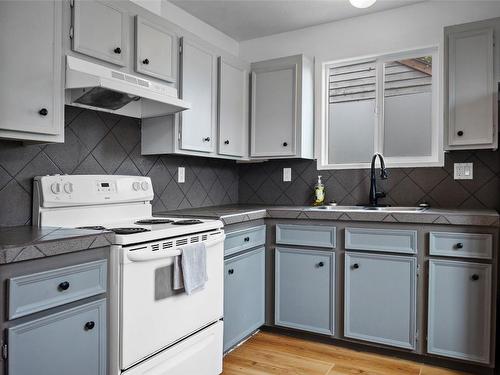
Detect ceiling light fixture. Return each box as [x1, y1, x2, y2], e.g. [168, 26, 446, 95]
[349, 0, 377, 8]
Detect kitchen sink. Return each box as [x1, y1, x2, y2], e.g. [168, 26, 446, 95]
[308, 205, 428, 213]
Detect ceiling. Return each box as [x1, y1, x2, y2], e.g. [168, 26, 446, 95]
[169, 0, 425, 41]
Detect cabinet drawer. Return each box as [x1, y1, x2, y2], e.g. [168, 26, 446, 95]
[225, 225, 266, 257]
[276, 224, 336, 248]
[8, 260, 107, 319]
[345, 228, 417, 254]
[429, 232, 492, 259]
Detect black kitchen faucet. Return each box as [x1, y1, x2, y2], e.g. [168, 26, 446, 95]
[368, 153, 388, 206]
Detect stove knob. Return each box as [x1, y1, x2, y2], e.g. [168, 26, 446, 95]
[141, 181, 149, 191]
[50, 182, 61, 194]
[63, 182, 73, 194]
[132, 182, 141, 191]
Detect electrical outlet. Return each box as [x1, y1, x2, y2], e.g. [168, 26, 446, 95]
[178, 167, 185, 183]
[283, 168, 292, 182]
[454, 163, 473, 180]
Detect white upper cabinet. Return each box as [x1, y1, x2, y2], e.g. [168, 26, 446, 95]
[72, 0, 128, 66]
[218, 57, 249, 158]
[445, 21, 498, 150]
[135, 16, 176, 83]
[0, 0, 63, 142]
[179, 38, 217, 153]
[250, 54, 314, 159]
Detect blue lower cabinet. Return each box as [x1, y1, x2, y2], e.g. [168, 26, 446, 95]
[7, 299, 107, 375]
[275, 247, 335, 335]
[224, 247, 265, 352]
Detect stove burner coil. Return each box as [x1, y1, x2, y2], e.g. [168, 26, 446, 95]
[172, 219, 203, 225]
[76, 226, 107, 231]
[135, 218, 174, 225]
[109, 227, 151, 235]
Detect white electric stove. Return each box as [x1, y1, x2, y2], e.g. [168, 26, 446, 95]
[33, 174, 225, 375]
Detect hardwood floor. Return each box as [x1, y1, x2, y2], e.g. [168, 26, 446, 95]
[222, 332, 474, 375]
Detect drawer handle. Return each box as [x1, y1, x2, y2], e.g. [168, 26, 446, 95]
[317, 261, 324, 268]
[455, 243, 464, 249]
[244, 237, 250, 242]
[84, 321, 95, 331]
[58, 281, 70, 291]
[472, 274, 480, 281]
[203, 137, 211, 142]
[228, 269, 234, 275]
[142, 58, 150, 65]
[224, 140, 230, 145]
[38, 108, 48, 116]
[114, 47, 121, 54]
[282, 142, 288, 147]
[457, 130, 464, 137]
[352, 263, 359, 269]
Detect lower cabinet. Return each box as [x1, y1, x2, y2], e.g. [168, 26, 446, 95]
[224, 247, 265, 352]
[7, 299, 107, 375]
[344, 252, 417, 349]
[428, 259, 492, 364]
[275, 247, 334, 335]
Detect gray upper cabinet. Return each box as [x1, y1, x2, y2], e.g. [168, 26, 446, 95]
[250, 54, 314, 159]
[344, 252, 417, 350]
[428, 259, 492, 364]
[179, 38, 217, 153]
[218, 57, 249, 158]
[0, 0, 63, 142]
[445, 22, 498, 150]
[135, 16, 176, 83]
[7, 299, 107, 375]
[275, 247, 334, 335]
[72, 0, 127, 66]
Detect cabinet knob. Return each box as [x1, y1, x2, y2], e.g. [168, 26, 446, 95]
[224, 140, 230, 145]
[317, 261, 324, 268]
[244, 237, 250, 242]
[472, 274, 479, 281]
[455, 242, 464, 249]
[352, 263, 359, 269]
[142, 58, 150, 65]
[457, 130, 464, 137]
[282, 142, 288, 147]
[38, 108, 48, 116]
[114, 47, 121, 54]
[228, 269, 234, 275]
[203, 137, 211, 142]
[84, 321, 95, 331]
[58, 281, 70, 291]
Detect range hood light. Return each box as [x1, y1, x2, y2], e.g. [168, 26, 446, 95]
[349, 0, 376, 8]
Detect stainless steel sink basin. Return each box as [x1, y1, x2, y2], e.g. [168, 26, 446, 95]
[308, 205, 428, 213]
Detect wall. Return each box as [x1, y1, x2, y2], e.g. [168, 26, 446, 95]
[0, 107, 238, 227]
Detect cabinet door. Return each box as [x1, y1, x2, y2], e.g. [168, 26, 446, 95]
[0, 0, 62, 136]
[428, 260, 491, 364]
[7, 299, 106, 375]
[135, 16, 176, 83]
[72, 0, 127, 66]
[251, 63, 297, 157]
[218, 58, 248, 158]
[345, 252, 417, 349]
[275, 248, 334, 335]
[447, 28, 495, 148]
[179, 38, 217, 153]
[224, 247, 265, 352]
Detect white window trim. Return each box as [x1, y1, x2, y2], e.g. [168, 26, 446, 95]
[316, 46, 443, 170]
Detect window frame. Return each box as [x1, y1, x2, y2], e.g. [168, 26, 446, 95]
[317, 47, 443, 170]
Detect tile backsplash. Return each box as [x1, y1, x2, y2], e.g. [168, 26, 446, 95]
[0, 106, 239, 226]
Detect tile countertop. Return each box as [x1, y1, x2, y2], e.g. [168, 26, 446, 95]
[160, 205, 500, 227]
[0, 226, 113, 265]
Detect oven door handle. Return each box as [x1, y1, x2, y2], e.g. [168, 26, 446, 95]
[126, 235, 225, 262]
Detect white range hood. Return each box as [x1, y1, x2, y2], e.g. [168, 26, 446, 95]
[65, 56, 190, 118]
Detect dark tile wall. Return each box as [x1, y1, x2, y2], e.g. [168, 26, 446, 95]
[0, 106, 239, 226]
[239, 150, 500, 210]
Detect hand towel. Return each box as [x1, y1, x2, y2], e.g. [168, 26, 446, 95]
[173, 242, 208, 295]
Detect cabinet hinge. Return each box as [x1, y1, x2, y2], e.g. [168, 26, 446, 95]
[1, 344, 7, 360]
[69, 26, 74, 39]
[69, 0, 74, 8]
[416, 264, 420, 278]
[179, 41, 182, 54]
[415, 330, 419, 342]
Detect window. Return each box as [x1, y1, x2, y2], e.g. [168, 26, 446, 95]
[319, 48, 442, 169]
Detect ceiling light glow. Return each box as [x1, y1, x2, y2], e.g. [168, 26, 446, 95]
[349, 0, 377, 8]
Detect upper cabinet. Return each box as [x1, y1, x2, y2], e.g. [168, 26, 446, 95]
[135, 16, 176, 82]
[71, 0, 128, 66]
[0, 0, 64, 142]
[218, 57, 249, 158]
[445, 20, 498, 150]
[250, 54, 314, 159]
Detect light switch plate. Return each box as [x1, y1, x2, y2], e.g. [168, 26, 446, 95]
[454, 163, 473, 180]
[178, 167, 185, 183]
[283, 168, 292, 182]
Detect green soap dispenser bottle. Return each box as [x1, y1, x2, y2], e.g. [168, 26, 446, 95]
[313, 175, 325, 206]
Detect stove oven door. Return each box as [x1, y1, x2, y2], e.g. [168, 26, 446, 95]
[119, 231, 224, 370]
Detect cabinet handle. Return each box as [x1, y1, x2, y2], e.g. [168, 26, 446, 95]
[317, 261, 324, 268]
[244, 237, 250, 242]
[84, 321, 95, 331]
[58, 281, 70, 291]
[455, 242, 464, 249]
[38, 108, 48, 116]
[352, 263, 359, 269]
[224, 140, 230, 145]
[472, 274, 479, 281]
[282, 142, 288, 147]
[228, 269, 234, 275]
[114, 47, 121, 54]
[142, 58, 150, 65]
[203, 137, 211, 142]
[457, 130, 464, 137]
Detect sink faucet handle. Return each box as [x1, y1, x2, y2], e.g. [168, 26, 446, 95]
[375, 191, 386, 199]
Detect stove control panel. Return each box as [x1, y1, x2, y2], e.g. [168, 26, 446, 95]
[34, 175, 154, 207]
